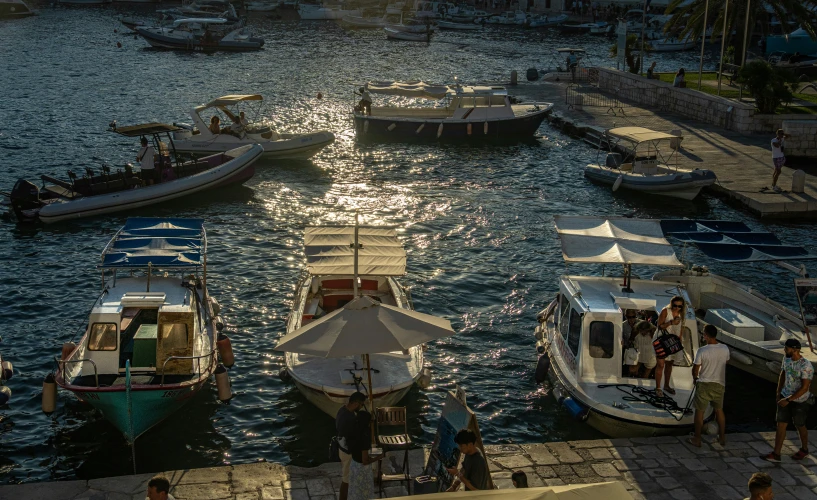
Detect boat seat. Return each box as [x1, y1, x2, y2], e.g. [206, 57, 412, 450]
[322, 295, 354, 310]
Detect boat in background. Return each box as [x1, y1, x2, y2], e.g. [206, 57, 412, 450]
[58, 0, 111, 5]
[385, 0, 405, 14]
[342, 13, 390, 28]
[528, 13, 567, 28]
[558, 21, 605, 34]
[137, 18, 265, 51]
[0, 343, 11, 405]
[485, 10, 526, 25]
[246, 0, 280, 11]
[384, 15, 436, 32]
[0, 0, 35, 18]
[385, 26, 431, 40]
[437, 19, 479, 30]
[53, 218, 227, 442]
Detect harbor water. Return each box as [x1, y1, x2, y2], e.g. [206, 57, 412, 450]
[1, 6, 815, 483]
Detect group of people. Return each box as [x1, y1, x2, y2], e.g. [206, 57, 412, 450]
[208, 111, 250, 137]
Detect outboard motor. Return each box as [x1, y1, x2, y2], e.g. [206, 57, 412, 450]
[9, 179, 41, 222]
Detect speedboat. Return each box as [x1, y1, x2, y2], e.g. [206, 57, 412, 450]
[137, 18, 265, 52]
[485, 10, 527, 25]
[298, 3, 360, 20]
[3, 123, 261, 224]
[533, 216, 709, 438]
[528, 13, 567, 28]
[170, 94, 335, 158]
[653, 219, 817, 392]
[385, 26, 431, 41]
[649, 34, 697, 52]
[353, 81, 553, 143]
[584, 127, 716, 200]
[280, 223, 424, 417]
[53, 218, 227, 442]
[0, 0, 35, 18]
[437, 19, 480, 30]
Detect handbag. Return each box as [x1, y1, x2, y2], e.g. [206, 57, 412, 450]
[328, 436, 341, 462]
[623, 347, 638, 365]
[652, 328, 683, 359]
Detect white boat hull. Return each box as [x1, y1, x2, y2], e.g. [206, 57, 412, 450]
[292, 378, 414, 417]
[584, 164, 717, 200]
[171, 131, 335, 159]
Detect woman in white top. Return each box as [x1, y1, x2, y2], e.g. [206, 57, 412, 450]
[654, 295, 687, 397]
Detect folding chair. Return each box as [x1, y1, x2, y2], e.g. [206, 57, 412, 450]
[375, 406, 412, 497]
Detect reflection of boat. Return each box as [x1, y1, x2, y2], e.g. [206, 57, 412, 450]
[282, 223, 424, 417]
[137, 18, 265, 52]
[171, 94, 335, 158]
[385, 26, 431, 40]
[353, 81, 553, 143]
[5, 123, 261, 224]
[54, 218, 224, 442]
[584, 127, 716, 200]
[534, 216, 707, 438]
[0, 0, 35, 18]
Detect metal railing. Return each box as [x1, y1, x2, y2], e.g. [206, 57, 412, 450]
[565, 84, 626, 115]
[56, 356, 99, 388]
[159, 350, 215, 386]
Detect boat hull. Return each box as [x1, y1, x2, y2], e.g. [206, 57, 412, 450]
[437, 20, 479, 30]
[584, 164, 716, 200]
[172, 132, 335, 159]
[137, 28, 264, 52]
[0, 0, 34, 16]
[292, 378, 414, 417]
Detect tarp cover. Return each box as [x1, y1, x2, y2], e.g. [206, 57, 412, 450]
[606, 127, 679, 143]
[390, 482, 632, 500]
[304, 226, 406, 276]
[204, 94, 263, 108]
[365, 81, 450, 100]
[100, 218, 205, 269]
[555, 216, 682, 267]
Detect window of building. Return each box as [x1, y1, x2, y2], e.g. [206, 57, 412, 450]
[588, 321, 614, 359]
[88, 323, 117, 351]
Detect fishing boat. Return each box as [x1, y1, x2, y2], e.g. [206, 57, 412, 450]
[170, 94, 335, 158]
[533, 216, 709, 438]
[280, 223, 427, 417]
[653, 219, 817, 391]
[584, 127, 717, 200]
[3, 123, 261, 224]
[385, 15, 436, 32]
[136, 19, 265, 52]
[437, 19, 479, 30]
[385, 26, 431, 40]
[353, 81, 553, 143]
[0, 0, 35, 18]
[52, 218, 228, 442]
[528, 13, 567, 28]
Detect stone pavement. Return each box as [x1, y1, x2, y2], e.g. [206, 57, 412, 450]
[6, 432, 817, 500]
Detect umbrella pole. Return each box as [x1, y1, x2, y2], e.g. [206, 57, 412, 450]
[365, 353, 376, 447]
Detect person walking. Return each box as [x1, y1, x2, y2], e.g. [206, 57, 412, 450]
[768, 128, 791, 193]
[688, 324, 729, 447]
[337, 392, 366, 500]
[764, 338, 814, 462]
[745, 472, 773, 500]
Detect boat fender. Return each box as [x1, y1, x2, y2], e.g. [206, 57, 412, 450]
[417, 367, 432, 389]
[536, 340, 546, 354]
[467, 123, 472, 135]
[1, 361, 12, 381]
[535, 325, 544, 341]
[116, 42, 122, 48]
[210, 296, 222, 316]
[534, 353, 550, 383]
[317, 92, 323, 99]
[612, 175, 623, 192]
[215, 364, 233, 402]
[61, 342, 77, 361]
[42, 373, 57, 414]
[766, 361, 782, 373]
[437, 123, 444, 138]
[728, 348, 752, 365]
[561, 396, 589, 421]
[484, 122, 488, 135]
[215, 315, 225, 332]
[387, 123, 397, 132]
[363, 120, 369, 134]
[416, 123, 425, 134]
[0, 386, 10, 406]
[703, 421, 719, 435]
[536, 298, 558, 323]
[279, 367, 291, 382]
[217, 333, 235, 368]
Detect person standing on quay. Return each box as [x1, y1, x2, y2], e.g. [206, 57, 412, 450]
[764, 338, 814, 462]
[688, 324, 729, 448]
[337, 392, 366, 500]
[744, 472, 774, 500]
[769, 128, 791, 193]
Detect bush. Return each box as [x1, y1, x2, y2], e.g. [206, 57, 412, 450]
[736, 60, 796, 114]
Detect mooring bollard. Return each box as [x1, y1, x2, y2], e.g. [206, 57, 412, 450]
[510, 70, 518, 86]
[792, 169, 806, 193]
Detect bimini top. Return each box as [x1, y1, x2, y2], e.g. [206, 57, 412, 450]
[304, 226, 406, 276]
[556, 47, 587, 53]
[660, 219, 816, 263]
[201, 94, 263, 109]
[555, 216, 683, 267]
[112, 123, 182, 137]
[100, 218, 206, 269]
[365, 81, 450, 100]
[606, 127, 679, 143]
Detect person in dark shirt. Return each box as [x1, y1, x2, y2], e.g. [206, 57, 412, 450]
[347, 410, 381, 500]
[446, 429, 488, 491]
[336, 392, 366, 500]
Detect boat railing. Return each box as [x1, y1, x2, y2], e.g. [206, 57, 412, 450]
[159, 350, 216, 386]
[55, 356, 99, 388]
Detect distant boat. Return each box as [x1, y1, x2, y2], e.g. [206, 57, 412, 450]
[298, 3, 360, 20]
[246, 0, 280, 11]
[437, 19, 480, 30]
[342, 13, 388, 28]
[385, 26, 431, 41]
[58, 0, 111, 5]
[0, 0, 35, 17]
[528, 13, 567, 28]
[136, 18, 265, 52]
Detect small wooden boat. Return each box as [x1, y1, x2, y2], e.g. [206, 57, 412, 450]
[4, 123, 261, 224]
[385, 26, 431, 41]
[53, 217, 227, 442]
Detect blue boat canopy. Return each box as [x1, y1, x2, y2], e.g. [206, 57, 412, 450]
[100, 218, 206, 269]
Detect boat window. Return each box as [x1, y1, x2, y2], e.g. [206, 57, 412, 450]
[567, 308, 582, 356]
[588, 321, 614, 359]
[559, 294, 570, 340]
[88, 323, 117, 351]
[161, 323, 189, 350]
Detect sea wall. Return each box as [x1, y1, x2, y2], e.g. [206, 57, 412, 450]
[782, 119, 817, 159]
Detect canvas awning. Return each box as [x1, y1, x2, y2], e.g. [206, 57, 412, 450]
[365, 81, 450, 100]
[100, 218, 205, 269]
[554, 216, 682, 267]
[304, 226, 406, 276]
[203, 94, 263, 108]
[606, 127, 679, 143]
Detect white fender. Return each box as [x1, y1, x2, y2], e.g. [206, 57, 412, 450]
[363, 120, 369, 134]
[612, 175, 623, 192]
[387, 123, 397, 131]
[728, 348, 752, 365]
[416, 123, 425, 134]
[467, 123, 472, 135]
[437, 123, 444, 138]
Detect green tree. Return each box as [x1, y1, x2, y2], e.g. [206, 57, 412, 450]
[609, 34, 646, 74]
[736, 60, 796, 113]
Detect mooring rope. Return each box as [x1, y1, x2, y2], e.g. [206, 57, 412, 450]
[597, 383, 696, 422]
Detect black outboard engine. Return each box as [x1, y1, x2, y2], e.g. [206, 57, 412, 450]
[9, 179, 41, 222]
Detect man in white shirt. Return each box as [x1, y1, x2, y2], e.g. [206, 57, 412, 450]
[688, 324, 729, 447]
[136, 137, 156, 186]
[769, 128, 790, 192]
[357, 87, 372, 116]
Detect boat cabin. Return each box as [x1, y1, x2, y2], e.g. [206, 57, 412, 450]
[361, 81, 517, 120]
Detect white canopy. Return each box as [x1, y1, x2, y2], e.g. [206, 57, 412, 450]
[202, 94, 263, 108]
[392, 482, 632, 500]
[304, 226, 407, 276]
[606, 127, 679, 143]
[554, 216, 682, 267]
[365, 80, 450, 100]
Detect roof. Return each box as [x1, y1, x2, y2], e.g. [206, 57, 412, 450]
[554, 216, 682, 267]
[564, 276, 685, 314]
[203, 94, 264, 108]
[100, 218, 206, 269]
[112, 123, 181, 137]
[365, 81, 450, 100]
[304, 226, 406, 276]
[606, 127, 679, 143]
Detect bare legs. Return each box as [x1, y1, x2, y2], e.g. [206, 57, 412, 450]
[339, 482, 348, 500]
[654, 359, 674, 394]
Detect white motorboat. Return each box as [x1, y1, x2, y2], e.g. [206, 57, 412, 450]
[385, 26, 431, 40]
[342, 13, 390, 28]
[437, 19, 479, 30]
[137, 19, 265, 52]
[0, 0, 35, 18]
[649, 35, 697, 52]
[584, 127, 717, 200]
[528, 13, 567, 28]
[557, 21, 605, 34]
[533, 216, 709, 438]
[485, 10, 527, 25]
[298, 3, 360, 20]
[4, 123, 261, 224]
[652, 219, 817, 391]
[171, 94, 335, 158]
[281, 224, 425, 417]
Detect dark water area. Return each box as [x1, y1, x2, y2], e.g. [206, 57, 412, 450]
[0, 6, 815, 484]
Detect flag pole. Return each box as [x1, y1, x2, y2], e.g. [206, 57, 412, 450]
[697, 0, 709, 90]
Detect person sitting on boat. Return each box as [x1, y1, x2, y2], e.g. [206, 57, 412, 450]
[239, 111, 249, 127]
[654, 295, 687, 397]
[633, 320, 657, 378]
[672, 68, 686, 88]
[209, 115, 221, 135]
[227, 115, 245, 138]
[137, 137, 156, 186]
[356, 87, 372, 116]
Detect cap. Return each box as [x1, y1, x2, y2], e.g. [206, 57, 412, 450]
[785, 338, 802, 350]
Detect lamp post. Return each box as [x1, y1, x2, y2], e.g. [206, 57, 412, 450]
[697, 0, 709, 90]
[717, 0, 729, 96]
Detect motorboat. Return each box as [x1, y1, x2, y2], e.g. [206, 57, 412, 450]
[444, 3, 476, 22]
[385, 26, 431, 41]
[58, 0, 110, 4]
[280, 223, 426, 417]
[170, 94, 335, 158]
[652, 219, 817, 391]
[385, 15, 436, 32]
[648, 34, 697, 52]
[485, 10, 527, 25]
[584, 127, 716, 200]
[0, 0, 35, 18]
[297, 3, 360, 20]
[53, 218, 227, 442]
[137, 18, 265, 52]
[353, 81, 553, 143]
[528, 13, 567, 28]
[164, 0, 238, 18]
[557, 21, 606, 34]
[3, 123, 261, 224]
[342, 13, 390, 28]
[588, 22, 612, 36]
[246, 1, 280, 11]
[437, 19, 479, 30]
[768, 51, 817, 77]
[533, 216, 709, 438]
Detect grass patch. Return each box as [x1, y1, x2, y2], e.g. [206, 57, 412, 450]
[795, 93, 817, 105]
[777, 105, 817, 115]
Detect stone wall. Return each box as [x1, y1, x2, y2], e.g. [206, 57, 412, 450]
[783, 119, 817, 158]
